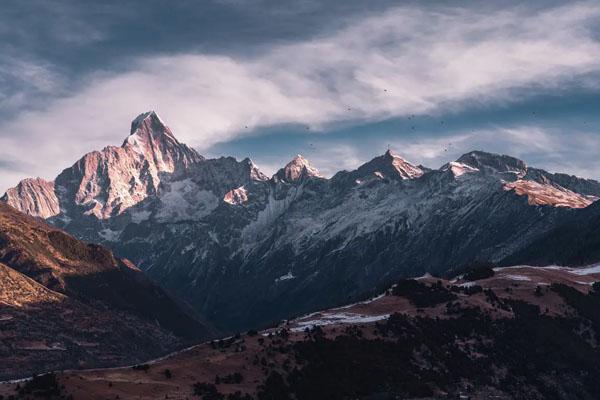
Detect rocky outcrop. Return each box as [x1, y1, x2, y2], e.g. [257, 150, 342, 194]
[223, 186, 249, 205]
[4, 111, 203, 220]
[274, 155, 322, 183]
[333, 149, 423, 185]
[56, 111, 203, 219]
[1, 177, 59, 218]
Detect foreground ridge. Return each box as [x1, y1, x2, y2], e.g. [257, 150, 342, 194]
[0, 202, 214, 380]
[4, 264, 600, 399]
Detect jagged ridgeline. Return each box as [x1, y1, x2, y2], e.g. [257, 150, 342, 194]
[3, 111, 600, 331]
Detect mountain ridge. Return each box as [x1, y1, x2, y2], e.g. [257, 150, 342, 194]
[5, 112, 598, 220]
[0, 202, 215, 380]
[5, 264, 600, 399]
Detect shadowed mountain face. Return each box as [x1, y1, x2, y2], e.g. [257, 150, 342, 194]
[4, 112, 600, 332]
[0, 203, 215, 380]
[503, 200, 600, 267]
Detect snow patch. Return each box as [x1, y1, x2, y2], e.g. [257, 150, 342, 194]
[181, 244, 195, 254]
[503, 179, 593, 209]
[242, 185, 304, 243]
[208, 230, 220, 244]
[156, 179, 219, 222]
[448, 161, 479, 177]
[129, 209, 151, 223]
[290, 312, 390, 332]
[571, 264, 600, 276]
[98, 228, 120, 242]
[124, 134, 146, 155]
[275, 271, 295, 282]
[415, 273, 432, 280]
[389, 152, 424, 179]
[223, 186, 249, 205]
[504, 274, 531, 281]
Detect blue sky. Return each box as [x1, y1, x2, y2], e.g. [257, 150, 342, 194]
[1, 0, 600, 191]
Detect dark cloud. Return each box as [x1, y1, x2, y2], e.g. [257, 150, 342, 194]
[1, 0, 399, 73]
[0, 157, 33, 173]
[0, 0, 584, 118]
[0, 0, 403, 119]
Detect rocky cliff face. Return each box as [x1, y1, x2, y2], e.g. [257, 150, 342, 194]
[1, 177, 59, 218]
[56, 111, 202, 220]
[274, 155, 322, 183]
[4, 112, 600, 332]
[6, 111, 202, 221]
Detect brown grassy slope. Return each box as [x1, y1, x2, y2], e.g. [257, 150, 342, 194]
[0, 203, 216, 380]
[8, 265, 599, 400]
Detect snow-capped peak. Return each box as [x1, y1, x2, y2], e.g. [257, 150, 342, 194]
[122, 111, 190, 158]
[274, 155, 322, 182]
[383, 150, 424, 179]
[54, 112, 202, 220]
[456, 151, 527, 176]
[350, 150, 423, 181]
[130, 110, 165, 134]
[241, 158, 269, 182]
[444, 161, 479, 177]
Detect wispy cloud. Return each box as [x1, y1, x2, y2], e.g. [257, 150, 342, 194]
[1, 2, 600, 190]
[0, 57, 64, 111]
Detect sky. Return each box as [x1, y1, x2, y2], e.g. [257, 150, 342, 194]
[1, 0, 600, 192]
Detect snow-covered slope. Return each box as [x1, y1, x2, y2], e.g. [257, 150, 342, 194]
[274, 154, 322, 183]
[332, 149, 424, 185]
[3, 114, 600, 331]
[503, 179, 595, 208]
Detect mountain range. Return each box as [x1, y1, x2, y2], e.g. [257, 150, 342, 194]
[4, 111, 600, 332]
